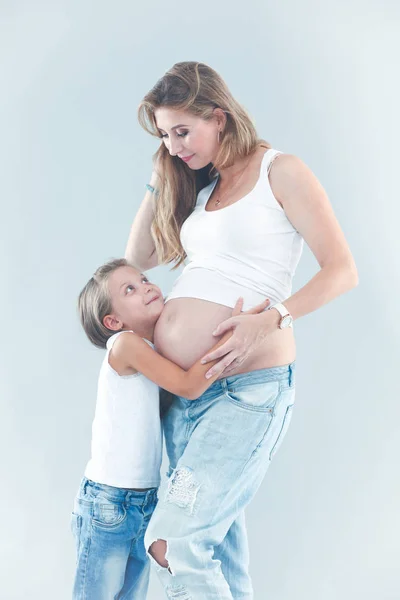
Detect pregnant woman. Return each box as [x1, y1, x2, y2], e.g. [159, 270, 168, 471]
[125, 61, 358, 599]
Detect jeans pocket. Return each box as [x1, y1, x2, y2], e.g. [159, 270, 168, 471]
[225, 380, 281, 413]
[92, 496, 127, 529]
[269, 403, 294, 460]
[70, 512, 82, 556]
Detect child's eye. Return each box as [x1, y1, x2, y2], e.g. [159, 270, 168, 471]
[126, 285, 135, 293]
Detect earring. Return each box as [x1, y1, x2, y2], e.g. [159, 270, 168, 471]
[217, 130, 221, 144]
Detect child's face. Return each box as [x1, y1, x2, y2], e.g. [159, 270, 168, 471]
[105, 266, 164, 332]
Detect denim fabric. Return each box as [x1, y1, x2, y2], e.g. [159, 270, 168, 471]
[71, 477, 158, 600]
[144, 362, 296, 599]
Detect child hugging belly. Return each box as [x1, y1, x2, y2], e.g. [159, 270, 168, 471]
[71, 257, 265, 600]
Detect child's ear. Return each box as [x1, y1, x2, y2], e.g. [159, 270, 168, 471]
[103, 314, 123, 332]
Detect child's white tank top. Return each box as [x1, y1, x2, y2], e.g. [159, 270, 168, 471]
[85, 331, 162, 488]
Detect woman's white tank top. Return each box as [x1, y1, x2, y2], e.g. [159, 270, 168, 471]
[166, 149, 304, 311]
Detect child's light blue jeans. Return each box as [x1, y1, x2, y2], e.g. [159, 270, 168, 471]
[71, 477, 158, 599]
[145, 362, 296, 599]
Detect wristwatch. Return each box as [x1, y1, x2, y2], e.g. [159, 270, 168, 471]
[270, 303, 293, 329]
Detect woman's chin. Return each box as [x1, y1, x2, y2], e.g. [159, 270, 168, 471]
[187, 155, 214, 170]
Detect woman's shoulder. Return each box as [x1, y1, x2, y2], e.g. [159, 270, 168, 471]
[268, 152, 312, 186]
[267, 151, 321, 212]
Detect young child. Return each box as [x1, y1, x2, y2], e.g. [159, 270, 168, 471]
[71, 258, 268, 600]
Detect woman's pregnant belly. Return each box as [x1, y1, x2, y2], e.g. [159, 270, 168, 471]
[154, 298, 296, 377]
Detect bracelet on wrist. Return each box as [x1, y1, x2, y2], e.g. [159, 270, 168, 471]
[146, 183, 159, 196]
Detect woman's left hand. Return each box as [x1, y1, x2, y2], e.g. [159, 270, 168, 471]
[201, 306, 280, 379]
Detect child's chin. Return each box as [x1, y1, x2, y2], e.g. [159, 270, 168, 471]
[152, 300, 165, 316]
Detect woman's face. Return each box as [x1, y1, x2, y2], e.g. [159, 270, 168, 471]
[154, 107, 221, 169]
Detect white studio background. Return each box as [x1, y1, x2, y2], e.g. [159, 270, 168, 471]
[0, 1, 399, 599]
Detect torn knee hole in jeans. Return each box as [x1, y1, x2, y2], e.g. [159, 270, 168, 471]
[165, 466, 201, 514]
[148, 538, 175, 576]
[148, 539, 192, 599]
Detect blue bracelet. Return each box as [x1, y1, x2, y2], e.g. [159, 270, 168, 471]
[146, 183, 159, 195]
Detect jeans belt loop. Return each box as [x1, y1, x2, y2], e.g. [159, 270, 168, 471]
[82, 478, 89, 495]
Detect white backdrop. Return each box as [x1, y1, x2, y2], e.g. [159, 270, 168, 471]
[1, 1, 399, 598]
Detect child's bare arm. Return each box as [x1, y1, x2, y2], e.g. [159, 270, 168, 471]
[110, 298, 269, 400]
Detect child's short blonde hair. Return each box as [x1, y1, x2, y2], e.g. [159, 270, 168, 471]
[78, 258, 132, 349]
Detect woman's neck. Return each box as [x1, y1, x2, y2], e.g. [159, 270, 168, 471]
[215, 145, 262, 183]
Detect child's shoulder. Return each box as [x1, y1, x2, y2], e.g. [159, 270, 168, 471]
[107, 329, 136, 351]
[108, 331, 141, 377]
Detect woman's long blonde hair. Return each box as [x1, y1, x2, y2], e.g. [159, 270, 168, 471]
[138, 61, 270, 268]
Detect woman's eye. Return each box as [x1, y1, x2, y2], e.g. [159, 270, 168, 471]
[159, 131, 188, 139]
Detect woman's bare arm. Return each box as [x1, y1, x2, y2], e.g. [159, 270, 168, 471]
[125, 170, 160, 270]
[201, 154, 359, 377]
